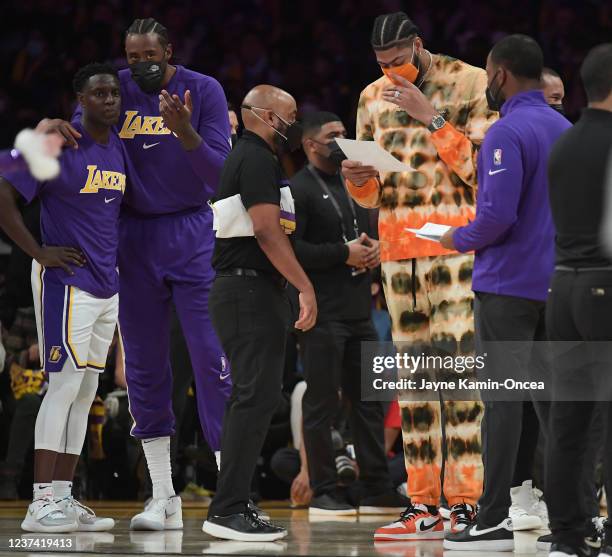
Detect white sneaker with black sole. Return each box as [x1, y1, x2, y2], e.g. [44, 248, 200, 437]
[130, 495, 183, 530]
[203, 507, 287, 541]
[21, 497, 78, 533]
[443, 517, 514, 551]
[56, 497, 115, 531]
[309, 493, 357, 516]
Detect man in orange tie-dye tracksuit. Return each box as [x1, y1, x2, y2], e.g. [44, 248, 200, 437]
[341, 11, 498, 540]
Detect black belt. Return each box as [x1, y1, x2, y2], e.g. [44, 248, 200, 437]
[555, 265, 612, 272]
[216, 267, 287, 288]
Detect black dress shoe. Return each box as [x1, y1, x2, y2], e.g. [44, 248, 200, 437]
[202, 508, 287, 542]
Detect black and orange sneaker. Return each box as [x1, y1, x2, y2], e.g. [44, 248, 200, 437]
[374, 503, 444, 541]
[449, 503, 476, 533]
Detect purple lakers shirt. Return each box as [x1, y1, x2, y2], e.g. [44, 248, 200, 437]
[2, 121, 126, 299]
[75, 65, 231, 215]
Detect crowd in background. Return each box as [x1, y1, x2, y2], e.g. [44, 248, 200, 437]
[0, 0, 611, 149]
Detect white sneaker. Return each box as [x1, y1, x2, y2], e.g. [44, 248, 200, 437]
[56, 496, 115, 532]
[21, 497, 78, 533]
[509, 480, 543, 530]
[130, 495, 183, 530]
[530, 486, 548, 527]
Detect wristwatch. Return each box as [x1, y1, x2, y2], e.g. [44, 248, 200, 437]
[428, 113, 446, 133]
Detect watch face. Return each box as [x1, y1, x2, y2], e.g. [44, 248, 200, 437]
[432, 115, 445, 129]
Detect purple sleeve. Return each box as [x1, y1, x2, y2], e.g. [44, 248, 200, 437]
[186, 78, 231, 197]
[0, 149, 28, 177]
[2, 166, 42, 203]
[453, 126, 524, 252]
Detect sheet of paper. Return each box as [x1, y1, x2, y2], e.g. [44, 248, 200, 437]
[406, 223, 451, 243]
[335, 138, 412, 173]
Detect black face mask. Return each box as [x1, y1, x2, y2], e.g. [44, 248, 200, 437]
[230, 133, 238, 148]
[129, 60, 167, 93]
[240, 104, 303, 154]
[272, 118, 303, 154]
[486, 71, 505, 112]
[313, 139, 346, 168]
[550, 103, 565, 115]
[326, 140, 346, 166]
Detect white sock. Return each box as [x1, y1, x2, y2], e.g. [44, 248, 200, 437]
[215, 451, 221, 471]
[52, 480, 72, 500]
[33, 483, 53, 501]
[142, 437, 175, 499]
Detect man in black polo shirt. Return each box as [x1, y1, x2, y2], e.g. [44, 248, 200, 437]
[291, 112, 408, 516]
[203, 84, 317, 542]
[546, 43, 612, 557]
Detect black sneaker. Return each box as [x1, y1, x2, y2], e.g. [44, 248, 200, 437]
[585, 517, 605, 550]
[443, 517, 514, 551]
[549, 542, 591, 556]
[335, 454, 357, 484]
[449, 503, 476, 533]
[309, 493, 356, 516]
[358, 491, 410, 515]
[536, 532, 554, 551]
[248, 500, 270, 522]
[202, 508, 287, 541]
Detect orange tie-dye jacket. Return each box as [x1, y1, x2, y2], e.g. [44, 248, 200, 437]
[347, 54, 498, 262]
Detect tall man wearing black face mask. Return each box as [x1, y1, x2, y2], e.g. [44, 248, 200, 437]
[203, 85, 317, 541]
[290, 112, 409, 516]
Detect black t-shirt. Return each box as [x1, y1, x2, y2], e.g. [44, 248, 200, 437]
[290, 164, 376, 322]
[548, 109, 612, 267]
[212, 130, 288, 275]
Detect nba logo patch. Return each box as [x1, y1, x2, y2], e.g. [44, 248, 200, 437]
[49, 346, 62, 363]
[493, 149, 502, 166]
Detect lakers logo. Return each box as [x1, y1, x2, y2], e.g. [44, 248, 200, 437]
[118, 110, 173, 139]
[80, 165, 127, 194]
[49, 346, 62, 363]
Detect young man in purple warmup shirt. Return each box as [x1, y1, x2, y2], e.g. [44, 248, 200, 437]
[0, 63, 124, 534]
[440, 35, 571, 552]
[52, 18, 232, 529]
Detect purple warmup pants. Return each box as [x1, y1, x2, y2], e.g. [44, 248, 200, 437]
[118, 206, 230, 450]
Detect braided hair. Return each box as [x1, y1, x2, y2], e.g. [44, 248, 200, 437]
[125, 18, 169, 49]
[371, 12, 419, 51]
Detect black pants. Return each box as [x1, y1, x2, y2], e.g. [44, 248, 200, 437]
[475, 292, 549, 528]
[207, 275, 289, 517]
[299, 319, 392, 498]
[546, 270, 612, 548]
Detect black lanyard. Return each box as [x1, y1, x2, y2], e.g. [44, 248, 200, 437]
[307, 164, 359, 242]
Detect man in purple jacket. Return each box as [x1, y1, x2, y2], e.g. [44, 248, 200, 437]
[51, 18, 232, 530]
[439, 35, 571, 552]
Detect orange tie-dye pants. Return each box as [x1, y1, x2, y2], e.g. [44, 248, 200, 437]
[381, 253, 483, 507]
